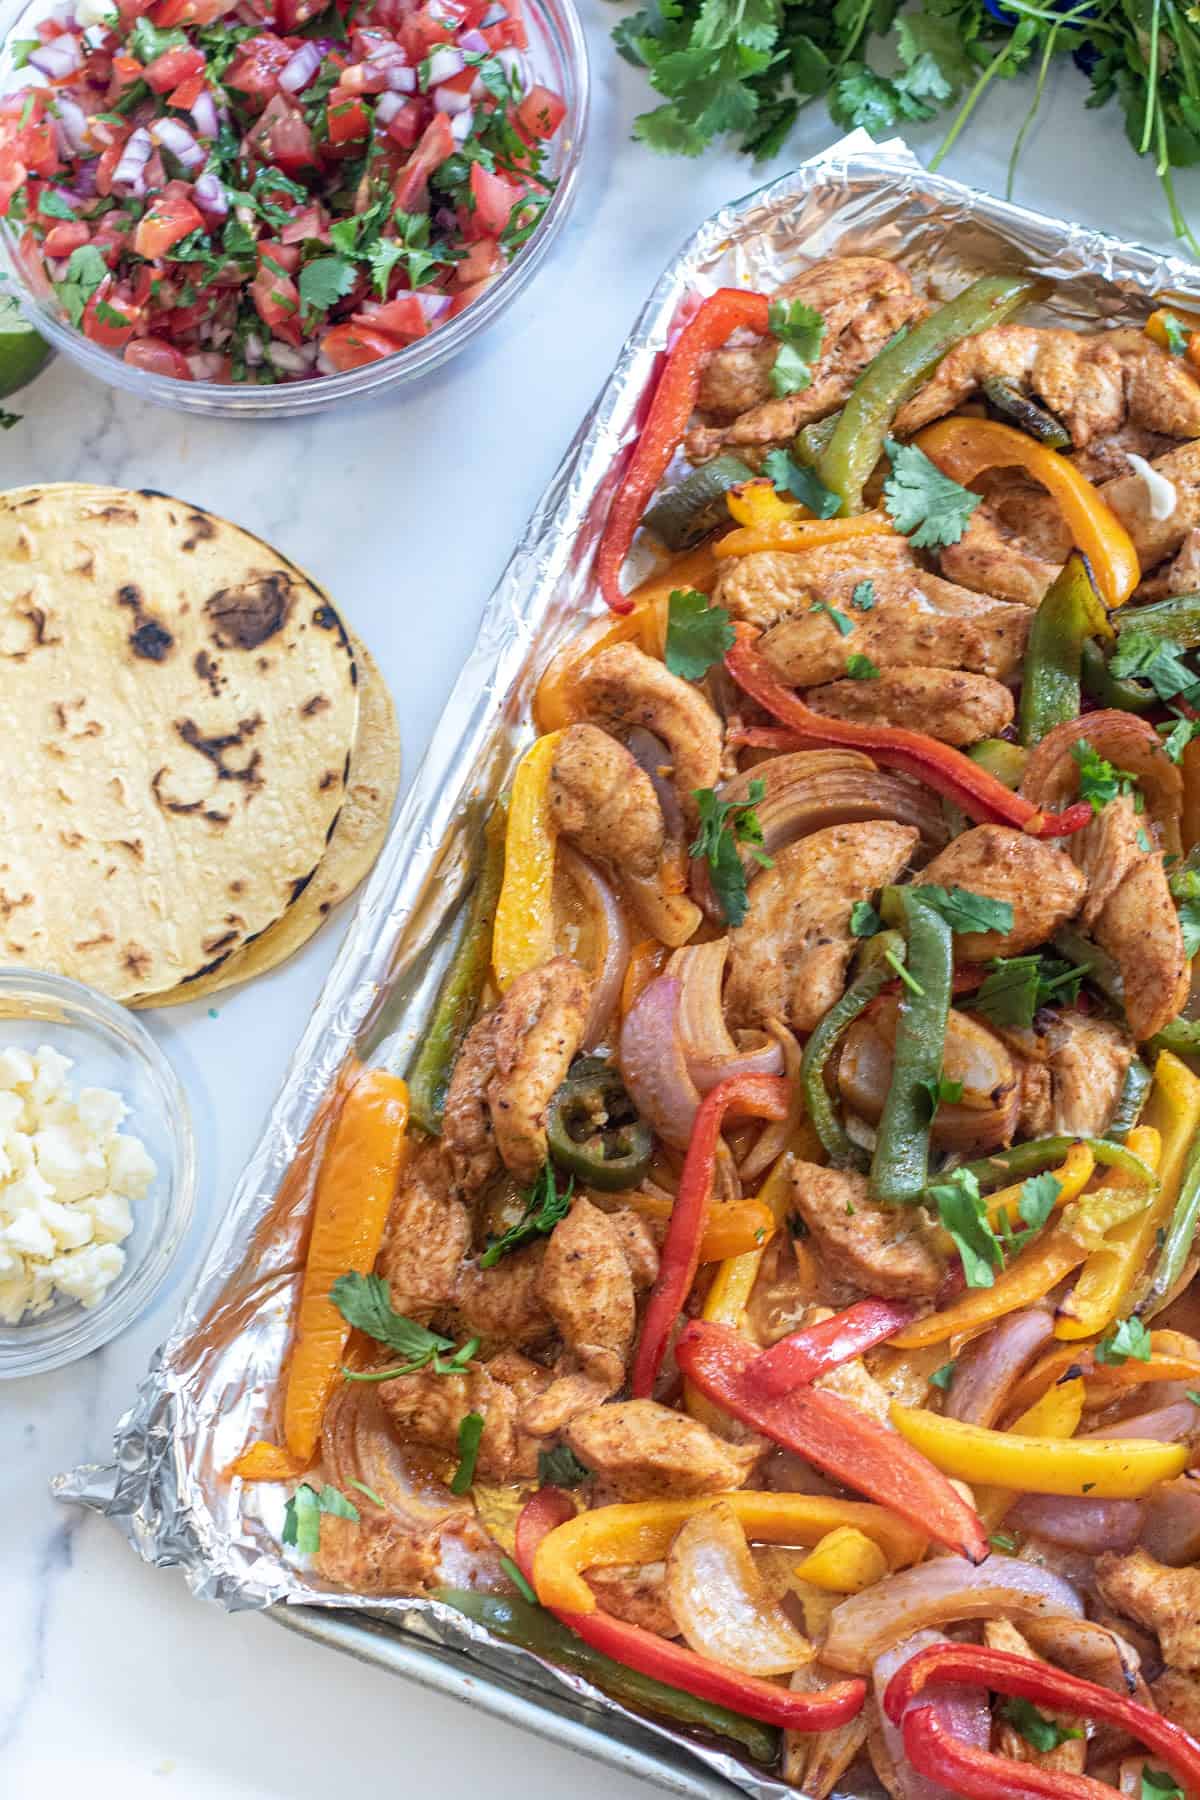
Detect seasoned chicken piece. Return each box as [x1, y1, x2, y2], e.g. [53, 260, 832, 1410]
[1071, 423, 1175, 484]
[1096, 1548, 1200, 1671]
[744, 561, 1032, 685]
[315, 1513, 447, 1596]
[1102, 438, 1200, 576]
[805, 666, 1014, 746]
[911, 826, 1087, 959]
[549, 723, 665, 880]
[939, 470, 1073, 607]
[1073, 794, 1146, 930]
[565, 1399, 760, 1499]
[712, 535, 918, 631]
[605, 1206, 660, 1288]
[895, 325, 1200, 445]
[378, 1355, 546, 1481]
[442, 956, 591, 1190]
[1151, 1668, 1200, 1741]
[577, 643, 722, 831]
[586, 1563, 678, 1638]
[1002, 1010, 1136, 1137]
[1014, 1057, 1054, 1138]
[688, 257, 927, 459]
[379, 1142, 471, 1320]
[788, 1162, 946, 1301]
[725, 822, 919, 1033]
[537, 1197, 641, 1387]
[1095, 851, 1190, 1042]
[453, 1244, 552, 1350]
[1160, 525, 1200, 597]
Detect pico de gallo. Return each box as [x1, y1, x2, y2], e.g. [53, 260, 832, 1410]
[0, 0, 566, 381]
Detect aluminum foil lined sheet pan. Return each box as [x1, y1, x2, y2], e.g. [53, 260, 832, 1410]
[56, 130, 1200, 1800]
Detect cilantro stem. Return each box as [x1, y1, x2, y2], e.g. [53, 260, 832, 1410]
[885, 948, 925, 997]
[1142, 0, 1162, 155]
[1006, 24, 1058, 200]
[929, 42, 1017, 173]
[836, 0, 876, 65]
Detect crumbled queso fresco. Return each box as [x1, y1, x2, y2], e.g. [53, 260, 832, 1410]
[0, 1044, 156, 1325]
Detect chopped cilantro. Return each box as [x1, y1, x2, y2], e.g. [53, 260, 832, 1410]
[849, 900, 881, 938]
[480, 1163, 573, 1267]
[537, 1444, 591, 1487]
[883, 435, 981, 548]
[1159, 716, 1200, 764]
[54, 243, 108, 328]
[0, 411, 20, 430]
[128, 16, 188, 61]
[929, 1166, 1000, 1289]
[1096, 1315, 1153, 1365]
[918, 1072, 964, 1114]
[282, 1481, 359, 1555]
[664, 589, 735, 680]
[450, 1411, 485, 1494]
[346, 1478, 385, 1508]
[94, 299, 130, 329]
[39, 189, 77, 221]
[1071, 738, 1139, 813]
[330, 1271, 478, 1377]
[850, 580, 876, 611]
[762, 446, 839, 518]
[767, 297, 824, 397]
[845, 652, 880, 679]
[914, 884, 1014, 937]
[808, 598, 854, 636]
[972, 954, 1085, 1029]
[1000, 1698, 1083, 1753]
[1111, 631, 1200, 705]
[689, 780, 773, 927]
[929, 1360, 956, 1391]
[297, 254, 356, 317]
[1159, 312, 1190, 356]
[8, 38, 39, 68]
[989, 1530, 1018, 1553]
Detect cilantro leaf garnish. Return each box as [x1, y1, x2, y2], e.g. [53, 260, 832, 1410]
[128, 16, 188, 61]
[298, 254, 356, 318]
[850, 580, 876, 611]
[538, 1444, 591, 1487]
[500, 1555, 538, 1603]
[972, 954, 1085, 1029]
[1110, 631, 1200, 705]
[282, 1482, 359, 1555]
[664, 588, 735, 680]
[347, 1478, 385, 1508]
[918, 1072, 964, 1114]
[883, 436, 981, 548]
[989, 1530, 1018, 1553]
[480, 1163, 573, 1268]
[767, 297, 824, 397]
[449, 1411, 485, 1494]
[689, 779, 773, 927]
[1071, 738, 1140, 813]
[54, 243, 109, 328]
[849, 900, 881, 938]
[1159, 716, 1200, 764]
[915, 884, 1014, 937]
[929, 1166, 1000, 1289]
[1096, 1315, 1153, 1365]
[929, 1360, 956, 1391]
[39, 189, 77, 221]
[1143, 1771, 1185, 1800]
[1000, 1698, 1083, 1753]
[762, 447, 839, 519]
[845, 652, 880, 679]
[330, 1271, 478, 1377]
[1160, 312, 1190, 356]
[806, 598, 854, 636]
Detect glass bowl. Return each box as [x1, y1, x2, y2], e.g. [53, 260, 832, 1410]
[0, 969, 195, 1379]
[0, 0, 588, 419]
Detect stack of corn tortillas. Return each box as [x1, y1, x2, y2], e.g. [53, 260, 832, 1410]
[0, 483, 399, 1008]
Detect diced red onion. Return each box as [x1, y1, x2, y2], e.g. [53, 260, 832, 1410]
[71, 158, 99, 196]
[151, 116, 204, 172]
[110, 125, 152, 193]
[415, 289, 452, 323]
[82, 22, 111, 48]
[278, 40, 322, 92]
[496, 46, 526, 88]
[192, 169, 228, 217]
[873, 1632, 990, 1800]
[625, 727, 685, 843]
[30, 35, 81, 77]
[480, 1, 506, 21]
[384, 62, 416, 90]
[433, 205, 458, 234]
[266, 340, 312, 372]
[434, 81, 472, 114]
[424, 43, 464, 83]
[46, 256, 69, 281]
[53, 94, 89, 154]
[316, 350, 338, 376]
[191, 88, 219, 138]
[559, 847, 630, 1052]
[619, 975, 699, 1150]
[1140, 1476, 1200, 1565]
[374, 90, 405, 123]
[449, 106, 473, 141]
[243, 330, 264, 365]
[458, 27, 488, 53]
[186, 351, 227, 380]
[1007, 1493, 1144, 1552]
[946, 1308, 1054, 1428]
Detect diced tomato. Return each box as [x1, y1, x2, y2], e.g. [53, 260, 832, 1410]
[82, 279, 141, 347]
[319, 321, 397, 370]
[326, 93, 370, 144]
[124, 335, 193, 377]
[447, 274, 495, 317]
[401, 3, 457, 53]
[160, 294, 219, 337]
[437, 64, 475, 93]
[384, 97, 423, 149]
[245, 94, 316, 175]
[275, 0, 329, 25]
[0, 93, 59, 179]
[0, 151, 27, 217]
[151, 0, 236, 27]
[42, 219, 91, 257]
[226, 34, 295, 98]
[144, 44, 204, 91]
[279, 201, 327, 243]
[392, 109, 453, 212]
[133, 188, 204, 257]
[167, 71, 206, 108]
[480, 13, 526, 49]
[111, 51, 145, 86]
[259, 238, 300, 272]
[95, 133, 131, 197]
[516, 83, 565, 140]
[454, 235, 500, 285]
[251, 249, 303, 346]
[91, 212, 133, 261]
[354, 293, 426, 341]
[466, 159, 517, 236]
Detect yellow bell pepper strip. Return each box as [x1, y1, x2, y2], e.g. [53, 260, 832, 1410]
[713, 510, 893, 560]
[979, 1141, 1095, 1235]
[1003, 1342, 1096, 1418]
[914, 418, 1140, 607]
[1056, 1060, 1199, 1338]
[517, 1489, 868, 1734]
[528, 1491, 927, 1616]
[794, 1527, 888, 1595]
[725, 477, 806, 528]
[491, 731, 562, 991]
[283, 1067, 410, 1463]
[889, 1403, 1189, 1498]
[973, 1379, 1086, 1531]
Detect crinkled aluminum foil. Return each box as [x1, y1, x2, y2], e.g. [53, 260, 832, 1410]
[57, 130, 1200, 1800]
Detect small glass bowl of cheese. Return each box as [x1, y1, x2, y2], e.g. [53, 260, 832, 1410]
[0, 969, 195, 1378]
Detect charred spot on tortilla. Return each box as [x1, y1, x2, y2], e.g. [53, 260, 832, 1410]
[302, 694, 331, 717]
[318, 769, 340, 792]
[131, 618, 174, 661]
[176, 714, 263, 788]
[122, 944, 153, 979]
[0, 890, 32, 919]
[181, 512, 216, 553]
[194, 649, 223, 696]
[205, 573, 294, 651]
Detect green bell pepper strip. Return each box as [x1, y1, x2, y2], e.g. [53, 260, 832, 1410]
[1051, 924, 1125, 1010]
[434, 1589, 781, 1765]
[870, 892, 954, 1207]
[1150, 1014, 1200, 1057]
[1139, 1126, 1200, 1316]
[408, 806, 506, 1136]
[1112, 589, 1200, 645]
[817, 274, 1041, 514]
[966, 738, 1028, 789]
[1104, 1056, 1153, 1142]
[801, 931, 905, 1170]
[1018, 552, 1112, 748]
[546, 1064, 653, 1191]
[1081, 639, 1157, 714]
[938, 1134, 1159, 1199]
[793, 411, 841, 469]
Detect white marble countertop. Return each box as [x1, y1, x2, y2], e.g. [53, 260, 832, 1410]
[3, 20, 1197, 1795]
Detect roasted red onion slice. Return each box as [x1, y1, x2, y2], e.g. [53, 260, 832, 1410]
[1008, 1493, 1144, 1552]
[873, 1631, 990, 1800]
[619, 975, 699, 1149]
[945, 1308, 1054, 1428]
[558, 846, 630, 1051]
[668, 938, 784, 1093]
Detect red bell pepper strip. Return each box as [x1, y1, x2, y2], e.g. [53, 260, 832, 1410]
[885, 1644, 1200, 1799]
[675, 1319, 990, 1564]
[632, 1072, 789, 1399]
[724, 628, 1095, 841]
[746, 1298, 916, 1398]
[595, 289, 771, 614]
[902, 1708, 1119, 1800]
[515, 1487, 867, 1732]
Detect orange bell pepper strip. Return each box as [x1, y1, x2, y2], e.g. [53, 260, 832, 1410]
[914, 417, 1140, 606]
[283, 1066, 410, 1463]
[713, 510, 893, 559]
[491, 731, 562, 991]
[594, 289, 770, 612]
[1145, 305, 1200, 374]
[724, 626, 1095, 840]
[515, 1488, 867, 1731]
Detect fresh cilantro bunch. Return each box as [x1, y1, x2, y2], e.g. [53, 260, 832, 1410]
[690, 780, 773, 926]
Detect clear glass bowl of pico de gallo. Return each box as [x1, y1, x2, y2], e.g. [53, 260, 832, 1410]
[0, 0, 587, 416]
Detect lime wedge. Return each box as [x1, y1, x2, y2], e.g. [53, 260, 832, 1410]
[0, 294, 51, 397]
